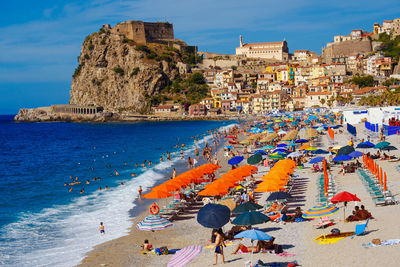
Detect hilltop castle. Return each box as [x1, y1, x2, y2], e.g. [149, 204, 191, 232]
[106, 21, 174, 44]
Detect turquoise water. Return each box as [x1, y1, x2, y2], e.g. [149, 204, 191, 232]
[0, 115, 235, 266]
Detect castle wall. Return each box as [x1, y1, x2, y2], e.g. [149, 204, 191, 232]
[110, 21, 173, 44]
[143, 22, 174, 41]
[323, 39, 372, 63]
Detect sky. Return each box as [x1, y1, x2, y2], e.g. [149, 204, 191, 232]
[1, 0, 400, 114]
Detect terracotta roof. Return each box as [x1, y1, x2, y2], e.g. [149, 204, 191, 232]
[307, 92, 332, 96]
[243, 41, 283, 47]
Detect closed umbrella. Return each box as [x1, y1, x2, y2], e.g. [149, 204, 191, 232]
[232, 211, 270, 226]
[167, 245, 203, 267]
[197, 203, 230, 228]
[247, 153, 263, 165]
[228, 156, 244, 166]
[232, 202, 263, 214]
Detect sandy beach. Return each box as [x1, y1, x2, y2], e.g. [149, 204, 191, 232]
[78, 122, 400, 267]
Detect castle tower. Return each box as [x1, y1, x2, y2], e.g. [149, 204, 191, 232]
[240, 35, 243, 47]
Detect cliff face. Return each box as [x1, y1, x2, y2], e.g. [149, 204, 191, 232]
[69, 29, 183, 113]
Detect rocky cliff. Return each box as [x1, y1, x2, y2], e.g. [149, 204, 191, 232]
[69, 28, 190, 113]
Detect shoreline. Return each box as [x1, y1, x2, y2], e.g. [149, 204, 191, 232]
[78, 124, 235, 266]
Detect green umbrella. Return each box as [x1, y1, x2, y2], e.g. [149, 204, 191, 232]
[382, 145, 397, 151]
[374, 141, 390, 149]
[247, 153, 263, 165]
[232, 202, 263, 214]
[269, 154, 285, 160]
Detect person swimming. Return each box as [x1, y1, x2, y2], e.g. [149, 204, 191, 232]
[69, 187, 73, 192]
[131, 173, 136, 177]
[86, 179, 90, 185]
[80, 188, 85, 194]
[114, 169, 119, 176]
[105, 186, 109, 190]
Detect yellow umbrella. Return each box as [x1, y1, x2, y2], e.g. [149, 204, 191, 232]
[217, 198, 236, 211]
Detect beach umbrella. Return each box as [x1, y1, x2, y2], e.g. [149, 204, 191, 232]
[374, 141, 390, 149]
[287, 151, 302, 158]
[266, 191, 293, 201]
[224, 145, 233, 149]
[263, 145, 275, 150]
[143, 190, 173, 199]
[197, 203, 230, 228]
[277, 143, 288, 148]
[217, 198, 236, 211]
[151, 183, 181, 193]
[269, 154, 285, 160]
[305, 146, 317, 151]
[302, 204, 339, 219]
[136, 215, 173, 231]
[333, 155, 352, 162]
[254, 150, 268, 155]
[272, 148, 288, 153]
[331, 191, 361, 204]
[356, 142, 374, 149]
[337, 145, 355, 156]
[310, 149, 329, 155]
[228, 156, 244, 166]
[232, 202, 263, 214]
[167, 245, 203, 267]
[332, 145, 343, 150]
[226, 136, 237, 139]
[234, 229, 273, 266]
[247, 153, 263, 165]
[381, 145, 397, 151]
[348, 151, 363, 158]
[232, 211, 270, 226]
[309, 157, 324, 164]
[295, 139, 309, 143]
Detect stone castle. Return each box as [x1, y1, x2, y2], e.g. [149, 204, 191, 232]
[107, 21, 174, 44]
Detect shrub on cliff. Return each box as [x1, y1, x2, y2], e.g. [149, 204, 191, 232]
[113, 66, 125, 76]
[130, 67, 140, 77]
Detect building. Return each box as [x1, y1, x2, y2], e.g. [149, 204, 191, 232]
[200, 98, 214, 109]
[236, 36, 289, 61]
[154, 105, 176, 114]
[111, 21, 174, 44]
[305, 92, 334, 108]
[189, 104, 207, 116]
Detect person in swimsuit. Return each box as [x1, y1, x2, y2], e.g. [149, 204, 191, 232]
[99, 222, 105, 235]
[214, 228, 226, 265]
[138, 186, 143, 199]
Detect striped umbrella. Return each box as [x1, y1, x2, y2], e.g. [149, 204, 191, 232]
[136, 215, 173, 231]
[217, 198, 236, 211]
[167, 245, 203, 267]
[302, 204, 339, 219]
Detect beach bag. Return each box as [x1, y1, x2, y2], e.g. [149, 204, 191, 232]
[331, 228, 340, 235]
[155, 246, 168, 255]
[372, 239, 381, 245]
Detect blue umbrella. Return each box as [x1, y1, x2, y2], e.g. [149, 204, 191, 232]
[356, 141, 374, 148]
[309, 156, 324, 164]
[254, 150, 268, 155]
[266, 191, 293, 201]
[272, 148, 288, 153]
[295, 139, 309, 143]
[224, 145, 233, 149]
[197, 203, 230, 228]
[288, 141, 297, 146]
[277, 143, 288, 147]
[263, 145, 275, 150]
[333, 155, 352, 162]
[232, 211, 270, 226]
[234, 229, 273, 240]
[311, 149, 329, 154]
[228, 156, 244, 166]
[348, 151, 363, 158]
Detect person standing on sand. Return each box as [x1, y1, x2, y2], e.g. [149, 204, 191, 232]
[172, 168, 176, 179]
[138, 186, 143, 199]
[99, 222, 105, 235]
[214, 228, 226, 265]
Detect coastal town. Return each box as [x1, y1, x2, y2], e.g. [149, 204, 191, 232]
[173, 18, 400, 117]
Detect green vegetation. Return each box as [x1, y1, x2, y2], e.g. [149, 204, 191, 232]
[383, 78, 400, 87]
[113, 66, 125, 76]
[336, 95, 353, 105]
[359, 89, 400, 106]
[349, 74, 374, 88]
[100, 39, 106, 45]
[376, 33, 400, 62]
[122, 38, 134, 44]
[130, 67, 140, 77]
[99, 28, 106, 34]
[135, 45, 150, 53]
[73, 63, 83, 79]
[88, 42, 94, 51]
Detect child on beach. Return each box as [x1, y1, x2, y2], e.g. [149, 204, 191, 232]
[99, 222, 105, 235]
[213, 228, 226, 265]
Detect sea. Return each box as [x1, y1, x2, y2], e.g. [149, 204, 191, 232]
[0, 115, 236, 266]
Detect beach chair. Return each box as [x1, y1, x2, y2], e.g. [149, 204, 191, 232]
[314, 216, 334, 228]
[355, 218, 369, 236]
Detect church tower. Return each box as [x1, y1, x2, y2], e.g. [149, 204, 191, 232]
[240, 35, 243, 47]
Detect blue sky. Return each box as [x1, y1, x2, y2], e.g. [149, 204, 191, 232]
[1, 0, 400, 114]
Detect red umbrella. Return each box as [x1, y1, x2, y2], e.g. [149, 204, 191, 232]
[331, 191, 361, 204]
[226, 136, 237, 139]
[331, 191, 361, 221]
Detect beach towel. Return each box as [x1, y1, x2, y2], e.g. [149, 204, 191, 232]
[314, 232, 354, 244]
[204, 241, 234, 249]
[276, 252, 296, 257]
[362, 239, 400, 248]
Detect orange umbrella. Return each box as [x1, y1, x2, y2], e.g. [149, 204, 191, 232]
[143, 190, 173, 199]
[152, 182, 180, 192]
[299, 144, 311, 150]
[198, 187, 228, 196]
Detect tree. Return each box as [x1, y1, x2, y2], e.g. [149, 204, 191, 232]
[320, 98, 326, 106]
[350, 74, 374, 88]
[231, 65, 237, 71]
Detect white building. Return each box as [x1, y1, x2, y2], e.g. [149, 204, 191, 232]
[236, 36, 289, 61]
